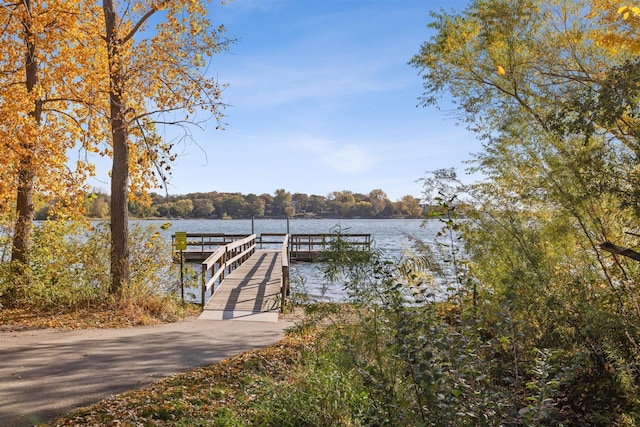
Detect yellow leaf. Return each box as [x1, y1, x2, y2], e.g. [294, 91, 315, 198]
[618, 6, 629, 14]
[497, 65, 506, 75]
[624, 11, 631, 20]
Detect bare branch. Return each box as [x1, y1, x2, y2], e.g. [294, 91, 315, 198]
[122, 0, 169, 44]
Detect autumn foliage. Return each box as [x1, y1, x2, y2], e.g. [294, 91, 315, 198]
[591, 1, 640, 53]
[0, 0, 230, 300]
[407, 0, 640, 423]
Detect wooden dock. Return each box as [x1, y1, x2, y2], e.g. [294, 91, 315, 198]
[198, 250, 283, 322]
[193, 234, 289, 322]
[173, 231, 369, 322]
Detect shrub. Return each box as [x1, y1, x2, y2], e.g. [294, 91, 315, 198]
[0, 219, 189, 322]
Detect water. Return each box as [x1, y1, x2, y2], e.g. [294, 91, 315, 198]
[135, 218, 443, 302]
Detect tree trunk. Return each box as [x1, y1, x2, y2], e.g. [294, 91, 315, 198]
[12, 165, 36, 267]
[103, 0, 130, 294]
[11, 0, 40, 291]
[600, 241, 640, 262]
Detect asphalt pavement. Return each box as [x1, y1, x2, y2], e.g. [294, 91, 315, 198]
[0, 319, 293, 426]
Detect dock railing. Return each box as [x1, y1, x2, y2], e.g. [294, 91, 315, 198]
[174, 232, 371, 261]
[281, 234, 290, 313]
[173, 233, 247, 261]
[288, 233, 371, 261]
[200, 234, 256, 308]
[259, 233, 288, 248]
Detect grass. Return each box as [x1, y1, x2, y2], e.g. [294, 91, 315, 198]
[0, 302, 201, 331]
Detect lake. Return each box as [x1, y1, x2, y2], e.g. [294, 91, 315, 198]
[137, 218, 444, 302]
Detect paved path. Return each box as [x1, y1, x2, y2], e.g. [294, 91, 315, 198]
[0, 318, 293, 426]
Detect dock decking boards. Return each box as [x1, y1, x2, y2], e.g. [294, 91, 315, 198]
[198, 249, 282, 322]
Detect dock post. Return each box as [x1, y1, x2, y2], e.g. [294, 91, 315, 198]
[201, 263, 206, 308]
[281, 265, 289, 313]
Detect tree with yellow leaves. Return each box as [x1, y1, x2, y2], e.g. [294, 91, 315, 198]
[0, 0, 107, 300]
[573, 2, 640, 153]
[100, 0, 230, 293]
[0, 0, 230, 300]
[590, 1, 640, 53]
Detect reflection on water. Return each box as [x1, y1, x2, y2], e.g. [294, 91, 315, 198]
[136, 218, 445, 303]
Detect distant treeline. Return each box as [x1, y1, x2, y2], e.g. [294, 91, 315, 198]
[58, 188, 426, 220]
[74, 189, 423, 218]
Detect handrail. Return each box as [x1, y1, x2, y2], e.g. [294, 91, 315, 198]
[288, 234, 371, 253]
[258, 233, 287, 248]
[172, 233, 247, 250]
[280, 234, 290, 313]
[200, 234, 256, 307]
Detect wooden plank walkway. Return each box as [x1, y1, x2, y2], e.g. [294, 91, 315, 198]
[198, 249, 283, 322]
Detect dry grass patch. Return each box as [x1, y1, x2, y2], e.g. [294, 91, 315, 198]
[0, 303, 201, 331]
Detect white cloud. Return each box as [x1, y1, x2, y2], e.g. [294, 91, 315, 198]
[287, 137, 375, 174]
[320, 144, 374, 174]
[217, 55, 402, 110]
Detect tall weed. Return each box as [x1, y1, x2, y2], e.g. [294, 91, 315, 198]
[252, 342, 370, 427]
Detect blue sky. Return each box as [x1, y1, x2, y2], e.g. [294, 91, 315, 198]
[94, 0, 477, 201]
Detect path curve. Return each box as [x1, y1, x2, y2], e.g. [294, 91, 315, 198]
[0, 319, 293, 426]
